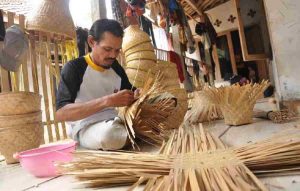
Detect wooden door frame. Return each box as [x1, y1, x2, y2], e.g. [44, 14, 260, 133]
[233, 0, 268, 61]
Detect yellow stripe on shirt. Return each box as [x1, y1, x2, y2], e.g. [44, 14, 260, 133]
[84, 54, 105, 72]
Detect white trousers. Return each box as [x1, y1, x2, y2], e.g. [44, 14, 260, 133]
[78, 117, 128, 150]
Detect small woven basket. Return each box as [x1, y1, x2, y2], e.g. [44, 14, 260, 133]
[0, 123, 43, 164]
[0, 92, 41, 116]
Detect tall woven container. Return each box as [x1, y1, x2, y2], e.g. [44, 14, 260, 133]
[26, 0, 76, 39]
[0, 123, 43, 164]
[0, 92, 43, 164]
[0, 92, 41, 116]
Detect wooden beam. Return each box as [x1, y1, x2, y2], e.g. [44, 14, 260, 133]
[183, 0, 203, 16]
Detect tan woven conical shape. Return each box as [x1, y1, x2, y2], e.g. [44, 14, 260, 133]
[26, 0, 75, 39]
[122, 25, 151, 52]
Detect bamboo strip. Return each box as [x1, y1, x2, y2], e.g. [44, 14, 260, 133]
[7, 12, 19, 92]
[19, 14, 29, 92]
[45, 34, 60, 141]
[29, 32, 39, 93]
[39, 32, 53, 142]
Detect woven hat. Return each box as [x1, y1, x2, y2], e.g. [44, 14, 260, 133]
[122, 25, 151, 52]
[26, 0, 76, 39]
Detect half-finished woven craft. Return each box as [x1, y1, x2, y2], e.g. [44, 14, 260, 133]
[202, 81, 270, 125]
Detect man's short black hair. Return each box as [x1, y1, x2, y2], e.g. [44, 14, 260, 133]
[88, 19, 123, 42]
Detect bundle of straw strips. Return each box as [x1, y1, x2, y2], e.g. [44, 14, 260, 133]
[119, 74, 177, 148]
[58, 123, 300, 190]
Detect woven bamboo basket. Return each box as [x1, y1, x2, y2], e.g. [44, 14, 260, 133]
[26, 0, 76, 39]
[122, 25, 152, 52]
[0, 123, 43, 164]
[126, 60, 158, 73]
[0, 92, 41, 116]
[124, 42, 154, 57]
[202, 81, 270, 126]
[125, 51, 157, 63]
[0, 111, 42, 128]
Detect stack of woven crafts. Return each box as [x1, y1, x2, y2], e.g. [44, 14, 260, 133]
[0, 92, 43, 163]
[122, 25, 158, 88]
[122, 26, 188, 130]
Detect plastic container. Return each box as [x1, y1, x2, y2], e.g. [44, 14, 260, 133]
[14, 141, 76, 178]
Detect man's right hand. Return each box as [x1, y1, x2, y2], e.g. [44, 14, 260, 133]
[106, 89, 135, 107]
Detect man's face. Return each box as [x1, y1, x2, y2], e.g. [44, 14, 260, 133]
[89, 32, 122, 69]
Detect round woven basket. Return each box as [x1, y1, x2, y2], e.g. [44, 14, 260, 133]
[122, 25, 152, 52]
[0, 92, 41, 116]
[126, 59, 158, 72]
[124, 42, 154, 57]
[0, 111, 42, 128]
[0, 123, 43, 164]
[125, 51, 157, 63]
[26, 0, 76, 39]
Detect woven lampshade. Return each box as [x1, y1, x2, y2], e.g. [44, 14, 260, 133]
[122, 25, 151, 52]
[26, 0, 76, 39]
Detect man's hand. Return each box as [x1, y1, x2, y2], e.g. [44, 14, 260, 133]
[106, 89, 135, 107]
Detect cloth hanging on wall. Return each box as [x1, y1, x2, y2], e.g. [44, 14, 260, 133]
[168, 51, 185, 82]
[139, 15, 156, 48]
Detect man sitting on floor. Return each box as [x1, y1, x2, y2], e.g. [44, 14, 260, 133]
[56, 19, 138, 150]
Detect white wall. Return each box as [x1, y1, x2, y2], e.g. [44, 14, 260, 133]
[264, 0, 300, 100]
